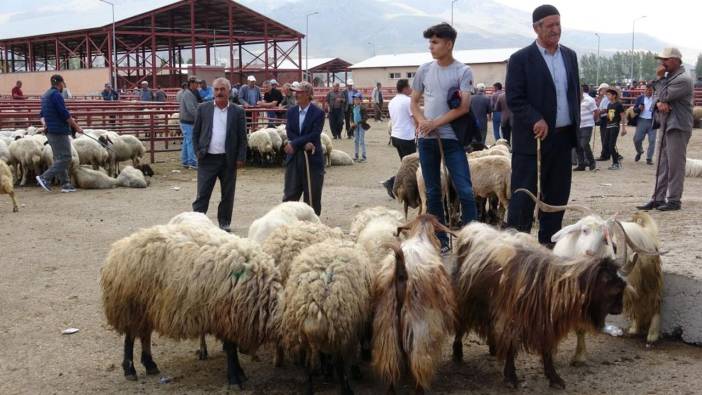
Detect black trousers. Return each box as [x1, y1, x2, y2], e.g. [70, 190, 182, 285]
[192, 154, 237, 228]
[329, 108, 344, 138]
[391, 137, 417, 159]
[598, 119, 610, 159]
[283, 152, 324, 215]
[507, 129, 572, 244]
[501, 120, 512, 143]
[604, 126, 621, 165]
[344, 107, 354, 137]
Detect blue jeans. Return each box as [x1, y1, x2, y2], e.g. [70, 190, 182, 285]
[418, 138, 477, 247]
[354, 126, 366, 159]
[634, 118, 657, 161]
[180, 122, 197, 167]
[492, 112, 502, 141]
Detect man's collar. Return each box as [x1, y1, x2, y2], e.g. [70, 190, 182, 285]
[535, 40, 560, 55]
[299, 103, 311, 113]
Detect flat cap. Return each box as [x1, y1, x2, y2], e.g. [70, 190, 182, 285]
[533, 4, 559, 23]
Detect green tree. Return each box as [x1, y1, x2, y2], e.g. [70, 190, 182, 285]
[579, 51, 658, 85]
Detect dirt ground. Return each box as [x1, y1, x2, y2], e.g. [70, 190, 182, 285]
[1, 120, 701, 394]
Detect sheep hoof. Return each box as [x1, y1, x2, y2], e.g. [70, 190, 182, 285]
[503, 376, 519, 389]
[570, 359, 587, 367]
[196, 349, 208, 360]
[125, 373, 138, 381]
[549, 377, 566, 389]
[13, 207, 19, 212]
[122, 361, 137, 381]
[646, 333, 660, 344]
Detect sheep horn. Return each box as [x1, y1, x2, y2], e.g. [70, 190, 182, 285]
[610, 220, 662, 256]
[609, 219, 630, 274]
[515, 188, 593, 215]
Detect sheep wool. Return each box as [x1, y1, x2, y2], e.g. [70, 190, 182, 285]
[0, 159, 19, 212]
[329, 149, 353, 166]
[248, 201, 320, 244]
[349, 206, 404, 241]
[685, 158, 702, 177]
[116, 165, 149, 188]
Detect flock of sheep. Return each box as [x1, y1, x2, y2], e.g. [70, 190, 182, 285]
[100, 182, 664, 393]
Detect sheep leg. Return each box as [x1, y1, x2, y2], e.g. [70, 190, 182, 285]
[197, 334, 208, 360]
[628, 319, 640, 336]
[360, 321, 373, 362]
[452, 326, 464, 362]
[273, 342, 284, 367]
[571, 331, 588, 366]
[305, 363, 315, 395]
[122, 333, 138, 381]
[487, 331, 497, 356]
[335, 356, 353, 395]
[9, 191, 18, 212]
[646, 313, 661, 343]
[140, 331, 160, 375]
[320, 352, 334, 381]
[223, 341, 246, 388]
[503, 345, 519, 388]
[542, 351, 565, 389]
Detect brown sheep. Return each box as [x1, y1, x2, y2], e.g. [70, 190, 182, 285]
[392, 153, 421, 219]
[0, 159, 19, 212]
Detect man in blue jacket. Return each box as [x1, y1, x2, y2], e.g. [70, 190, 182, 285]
[505, 4, 581, 246]
[37, 74, 83, 193]
[282, 81, 325, 215]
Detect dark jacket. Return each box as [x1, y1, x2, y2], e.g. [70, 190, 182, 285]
[40, 87, 71, 135]
[506, 42, 581, 155]
[192, 102, 248, 164]
[285, 103, 325, 169]
[653, 66, 693, 133]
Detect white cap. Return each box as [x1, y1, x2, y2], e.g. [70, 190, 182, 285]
[270, 79, 279, 85]
[597, 83, 610, 90]
[247, 75, 256, 82]
[291, 81, 301, 89]
[346, 79, 354, 85]
[141, 81, 148, 85]
[476, 83, 486, 91]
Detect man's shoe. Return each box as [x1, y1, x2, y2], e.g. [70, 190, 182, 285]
[657, 201, 681, 211]
[635, 152, 642, 162]
[646, 159, 654, 165]
[60, 184, 77, 193]
[636, 200, 664, 210]
[617, 154, 624, 161]
[381, 179, 395, 199]
[588, 163, 597, 171]
[219, 225, 231, 233]
[573, 166, 587, 171]
[608, 163, 621, 170]
[596, 157, 609, 161]
[36, 176, 52, 192]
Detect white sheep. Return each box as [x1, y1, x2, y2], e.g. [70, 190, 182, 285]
[348, 206, 404, 241]
[71, 165, 148, 189]
[685, 158, 702, 177]
[247, 129, 274, 164]
[0, 159, 19, 212]
[73, 134, 111, 170]
[40, 140, 80, 176]
[116, 166, 149, 188]
[468, 143, 510, 159]
[329, 149, 354, 166]
[8, 136, 43, 186]
[85, 130, 145, 175]
[0, 139, 10, 163]
[320, 132, 333, 165]
[469, 155, 512, 223]
[101, 223, 282, 387]
[281, 238, 372, 394]
[247, 201, 320, 244]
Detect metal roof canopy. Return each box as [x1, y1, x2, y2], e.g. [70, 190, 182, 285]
[0, 0, 304, 89]
[350, 48, 521, 69]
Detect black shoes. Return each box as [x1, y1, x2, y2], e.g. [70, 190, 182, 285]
[635, 151, 642, 162]
[657, 201, 681, 211]
[596, 157, 609, 161]
[646, 159, 654, 165]
[636, 200, 664, 210]
[573, 166, 587, 171]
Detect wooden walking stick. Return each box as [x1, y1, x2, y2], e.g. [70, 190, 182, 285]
[303, 150, 313, 209]
[534, 137, 542, 220]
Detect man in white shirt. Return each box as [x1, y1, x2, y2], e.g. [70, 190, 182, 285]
[574, 84, 597, 171]
[381, 79, 416, 197]
[633, 84, 657, 165]
[192, 77, 248, 231]
[596, 83, 612, 161]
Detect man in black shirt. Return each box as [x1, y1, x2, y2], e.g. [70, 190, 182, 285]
[604, 87, 627, 170]
[259, 80, 284, 127]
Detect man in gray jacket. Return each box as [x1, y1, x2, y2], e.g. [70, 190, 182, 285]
[192, 78, 247, 231]
[179, 76, 201, 168]
[637, 47, 693, 212]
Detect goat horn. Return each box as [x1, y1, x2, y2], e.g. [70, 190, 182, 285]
[610, 220, 661, 256]
[609, 220, 630, 273]
[515, 188, 593, 214]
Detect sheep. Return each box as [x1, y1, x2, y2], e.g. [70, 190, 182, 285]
[453, 222, 629, 389]
[686, 158, 702, 177]
[73, 134, 111, 170]
[392, 152, 421, 219]
[320, 132, 333, 165]
[100, 223, 282, 387]
[281, 238, 372, 394]
[348, 207, 404, 271]
[692, 106, 701, 121]
[372, 215, 457, 393]
[247, 201, 320, 244]
[71, 166, 117, 189]
[467, 143, 510, 159]
[348, 206, 404, 241]
[329, 149, 354, 166]
[85, 130, 145, 175]
[468, 155, 512, 224]
[116, 165, 149, 188]
[40, 140, 80, 177]
[8, 135, 43, 186]
[0, 160, 19, 212]
[0, 139, 10, 163]
[264, 127, 283, 152]
[494, 138, 510, 148]
[247, 129, 275, 165]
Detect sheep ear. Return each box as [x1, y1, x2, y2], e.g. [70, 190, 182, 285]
[551, 223, 581, 243]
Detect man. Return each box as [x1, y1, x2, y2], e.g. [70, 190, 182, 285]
[694, 76, 702, 89]
[154, 86, 167, 102]
[139, 81, 153, 101]
[470, 83, 492, 143]
[178, 76, 201, 169]
[101, 83, 119, 101]
[238, 75, 261, 108]
[11, 81, 25, 100]
[192, 78, 247, 232]
[36, 74, 82, 193]
[175, 81, 188, 103]
[637, 48, 694, 212]
[574, 84, 597, 171]
[280, 82, 296, 110]
[632, 84, 657, 165]
[410, 22, 478, 252]
[595, 83, 611, 160]
[381, 78, 416, 198]
[341, 79, 359, 138]
[258, 80, 284, 126]
[371, 82, 384, 121]
[325, 82, 346, 139]
[199, 80, 213, 102]
[282, 81, 325, 215]
[229, 83, 241, 105]
[505, 4, 581, 246]
[490, 82, 503, 140]
[496, 84, 512, 142]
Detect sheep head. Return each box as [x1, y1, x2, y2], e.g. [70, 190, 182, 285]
[396, 214, 455, 251]
[581, 257, 628, 327]
[607, 219, 662, 276]
[552, 215, 614, 259]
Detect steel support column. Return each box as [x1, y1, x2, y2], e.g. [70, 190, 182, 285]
[151, 14, 157, 87]
[297, 38, 302, 82]
[228, 2, 234, 83]
[190, 0, 196, 77]
[264, 23, 269, 80]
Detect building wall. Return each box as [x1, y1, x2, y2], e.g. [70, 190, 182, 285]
[0, 68, 110, 96]
[350, 62, 507, 89]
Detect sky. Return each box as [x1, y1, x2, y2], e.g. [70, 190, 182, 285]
[1, 0, 700, 60]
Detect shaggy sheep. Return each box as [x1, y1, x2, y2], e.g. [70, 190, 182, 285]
[73, 134, 111, 170]
[692, 106, 701, 121]
[329, 149, 354, 166]
[320, 132, 333, 166]
[116, 166, 149, 188]
[686, 158, 702, 177]
[348, 206, 404, 241]
[349, 207, 404, 271]
[8, 135, 43, 186]
[392, 153, 421, 219]
[247, 129, 275, 165]
[453, 222, 628, 388]
[71, 165, 149, 189]
[247, 201, 320, 244]
[468, 155, 512, 223]
[467, 143, 510, 159]
[264, 127, 283, 152]
[0, 159, 19, 212]
[0, 139, 10, 163]
[281, 238, 372, 394]
[372, 215, 457, 393]
[101, 223, 282, 387]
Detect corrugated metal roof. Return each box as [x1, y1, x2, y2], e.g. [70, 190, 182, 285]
[349, 48, 520, 69]
[278, 58, 336, 70]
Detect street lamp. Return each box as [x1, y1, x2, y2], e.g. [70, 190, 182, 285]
[451, 0, 459, 26]
[631, 15, 646, 84]
[98, 0, 118, 91]
[305, 11, 319, 82]
[368, 42, 376, 57]
[595, 33, 600, 86]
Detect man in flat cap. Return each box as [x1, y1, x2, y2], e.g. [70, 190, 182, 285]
[505, 4, 581, 250]
[637, 48, 693, 211]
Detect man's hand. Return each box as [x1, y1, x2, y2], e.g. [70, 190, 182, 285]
[284, 143, 294, 155]
[417, 119, 435, 135]
[533, 119, 549, 140]
[656, 102, 671, 113]
[304, 142, 315, 154]
[236, 160, 245, 169]
[656, 64, 666, 79]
